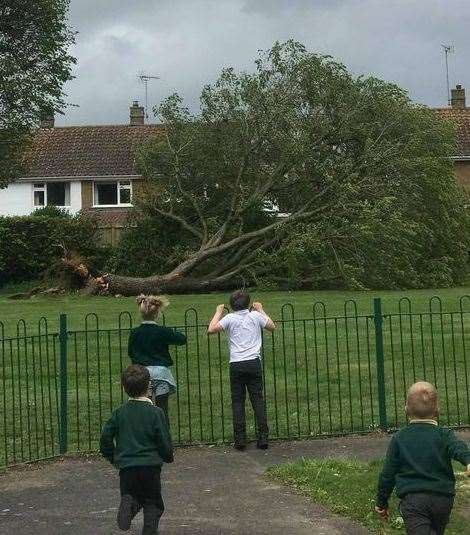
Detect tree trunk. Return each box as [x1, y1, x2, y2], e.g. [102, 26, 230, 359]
[86, 272, 243, 296]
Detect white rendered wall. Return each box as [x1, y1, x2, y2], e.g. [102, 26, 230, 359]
[0, 182, 31, 216]
[0, 181, 82, 216]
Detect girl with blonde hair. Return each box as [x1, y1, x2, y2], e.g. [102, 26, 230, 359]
[128, 295, 187, 425]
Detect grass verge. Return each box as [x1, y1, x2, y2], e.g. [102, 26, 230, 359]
[267, 458, 470, 534]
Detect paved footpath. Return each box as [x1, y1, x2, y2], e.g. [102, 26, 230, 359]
[1, 433, 468, 535]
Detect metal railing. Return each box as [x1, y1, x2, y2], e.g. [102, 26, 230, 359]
[1, 296, 470, 468]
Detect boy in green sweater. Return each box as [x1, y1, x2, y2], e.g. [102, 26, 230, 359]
[100, 364, 173, 535]
[375, 381, 470, 534]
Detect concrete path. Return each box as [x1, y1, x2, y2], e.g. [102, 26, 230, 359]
[2, 433, 468, 535]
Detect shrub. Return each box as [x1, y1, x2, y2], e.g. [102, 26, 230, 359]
[107, 215, 196, 277]
[0, 212, 103, 287]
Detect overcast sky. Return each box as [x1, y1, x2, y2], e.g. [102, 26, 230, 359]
[57, 0, 470, 126]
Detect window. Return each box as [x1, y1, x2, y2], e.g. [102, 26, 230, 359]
[94, 180, 133, 206]
[33, 182, 70, 207]
[33, 183, 45, 207]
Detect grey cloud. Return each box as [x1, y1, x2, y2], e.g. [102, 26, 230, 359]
[57, 0, 470, 126]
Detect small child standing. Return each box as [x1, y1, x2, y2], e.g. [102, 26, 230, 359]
[100, 365, 173, 535]
[208, 290, 275, 451]
[375, 381, 470, 534]
[128, 295, 187, 425]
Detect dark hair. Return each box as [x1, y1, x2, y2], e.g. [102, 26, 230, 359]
[122, 364, 150, 398]
[229, 290, 250, 311]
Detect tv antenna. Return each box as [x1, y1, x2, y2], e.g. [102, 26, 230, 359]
[442, 44, 455, 105]
[138, 73, 160, 119]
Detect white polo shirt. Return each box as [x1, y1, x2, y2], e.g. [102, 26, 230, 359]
[219, 309, 268, 363]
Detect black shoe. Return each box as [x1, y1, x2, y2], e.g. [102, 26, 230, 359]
[117, 494, 137, 531]
[256, 435, 269, 450]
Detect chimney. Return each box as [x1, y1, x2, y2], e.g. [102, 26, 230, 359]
[130, 100, 145, 125]
[40, 115, 55, 128]
[451, 84, 466, 109]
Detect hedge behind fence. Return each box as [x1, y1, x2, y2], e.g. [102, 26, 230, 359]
[0, 211, 102, 286]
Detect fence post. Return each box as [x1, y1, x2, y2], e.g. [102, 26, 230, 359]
[373, 298, 388, 431]
[59, 314, 68, 454]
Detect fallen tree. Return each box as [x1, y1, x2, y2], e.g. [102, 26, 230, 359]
[84, 41, 468, 296]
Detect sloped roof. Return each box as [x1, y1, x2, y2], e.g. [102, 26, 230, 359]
[435, 107, 470, 157]
[22, 124, 164, 178]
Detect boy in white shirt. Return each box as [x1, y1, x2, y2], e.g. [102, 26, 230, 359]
[208, 290, 275, 450]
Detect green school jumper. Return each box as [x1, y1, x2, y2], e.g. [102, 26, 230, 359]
[100, 400, 173, 469]
[128, 323, 187, 367]
[376, 422, 470, 508]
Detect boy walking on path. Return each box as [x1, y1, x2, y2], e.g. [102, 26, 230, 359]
[100, 365, 173, 535]
[208, 290, 275, 451]
[375, 381, 470, 534]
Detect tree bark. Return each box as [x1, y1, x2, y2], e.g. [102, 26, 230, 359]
[93, 272, 243, 296]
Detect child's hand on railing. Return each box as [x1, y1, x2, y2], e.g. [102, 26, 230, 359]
[216, 304, 225, 314]
[252, 302, 263, 312]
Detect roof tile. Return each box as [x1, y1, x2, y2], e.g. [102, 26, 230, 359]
[435, 108, 470, 157]
[22, 124, 163, 178]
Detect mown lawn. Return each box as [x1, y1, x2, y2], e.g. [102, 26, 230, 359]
[1, 284, 470, 334]
[267, 458, 470, 534]
[1, 285, 470, 468]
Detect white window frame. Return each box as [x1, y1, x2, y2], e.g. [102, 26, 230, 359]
[93, 180, 133, 208]
[33, 183, 46, 207]
[32, 182, 71, 208]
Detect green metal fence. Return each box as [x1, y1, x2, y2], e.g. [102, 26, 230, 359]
[1, 296, 470, 468]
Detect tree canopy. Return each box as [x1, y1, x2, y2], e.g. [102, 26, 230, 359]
[97, 41, 469, 294]
[0, 0, 75, 187]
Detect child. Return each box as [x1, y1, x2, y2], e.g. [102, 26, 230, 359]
[375, 381, 470, 534]
[128, 295, 187, 425]
[207, 290, 275, 450]
[100, 364, 173, 535]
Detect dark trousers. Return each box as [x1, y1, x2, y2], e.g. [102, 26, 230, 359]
[119, 466, 164, 532]
[229, 358, 268, 442]
[400, 493, 453, 535]
[154, 393, 170, 428]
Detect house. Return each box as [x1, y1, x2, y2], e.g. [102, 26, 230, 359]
[436, 84, 470, 193]
[0, 102, 162, 244]
[1, 89, 470, 246]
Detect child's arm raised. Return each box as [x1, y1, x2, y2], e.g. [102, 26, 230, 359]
[164, 327, 187, 346]
[252, 302, 276, 332]
[207, 304, 226, 335]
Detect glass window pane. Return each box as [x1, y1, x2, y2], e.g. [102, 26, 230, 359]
[47, 182, 70, 206]
[119, 187, 131, 204]
[34, 190, 45, 206]
[96, 183, 118, 205]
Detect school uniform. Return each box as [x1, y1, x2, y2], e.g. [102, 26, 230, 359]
[100, 397, 173, 535]
[128, 322, 186, 423]
[219, 309, 269, 446]
[376, 420, 470, 535]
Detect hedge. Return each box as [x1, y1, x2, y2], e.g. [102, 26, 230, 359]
[0, 212, 102, 287]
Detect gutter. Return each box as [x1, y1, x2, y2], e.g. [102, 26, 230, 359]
[17, 174, 142, 182]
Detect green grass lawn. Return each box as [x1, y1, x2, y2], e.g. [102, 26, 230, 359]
[1, 283, 470, 333]
[1, 285, 470, 468]
[267, 458, 470, 534]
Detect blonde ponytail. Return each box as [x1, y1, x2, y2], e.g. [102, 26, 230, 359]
[136, 294, 170, 320]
